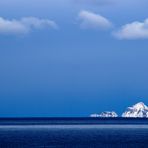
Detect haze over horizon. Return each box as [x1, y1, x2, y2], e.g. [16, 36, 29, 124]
[0, 0, 148, 117]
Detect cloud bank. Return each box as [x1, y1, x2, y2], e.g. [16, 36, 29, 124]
[0, 17, 58, 35]
[114, 19, 148, 40]
[78, 10, 112, 30]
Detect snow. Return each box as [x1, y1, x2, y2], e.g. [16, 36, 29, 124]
[90, 111, 118, 118]
[90, 102, 148, 118]
[122, 102, 148, 118]
[98, 111, 118, 117]
[90, 114, 100, 117]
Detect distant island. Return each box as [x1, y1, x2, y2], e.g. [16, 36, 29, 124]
[90, 102, 148, 118]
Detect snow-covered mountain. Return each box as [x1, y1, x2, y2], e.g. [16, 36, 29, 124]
[90, 111, 118, 117]
[122, 102, 148, 118]
[90, 113, 100, 117]
[98, 111, 118, 117]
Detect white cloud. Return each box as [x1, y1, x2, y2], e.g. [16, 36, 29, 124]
[78, 10, 112, 30]
[0, 17, 58, 35]
[114, 19, 148, 40]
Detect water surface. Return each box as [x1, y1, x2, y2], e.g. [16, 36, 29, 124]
[0, 118, 147, 148]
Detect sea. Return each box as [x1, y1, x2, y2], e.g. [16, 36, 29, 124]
[0, 118, 148, 148]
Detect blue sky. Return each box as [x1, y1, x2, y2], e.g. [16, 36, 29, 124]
[0, 0, 148, 117]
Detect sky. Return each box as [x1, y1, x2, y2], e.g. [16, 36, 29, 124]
[0, 0, 148, 117]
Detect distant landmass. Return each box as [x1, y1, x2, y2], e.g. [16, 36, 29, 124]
[90, 102, 148, 118]
[90, 112, 118, 117]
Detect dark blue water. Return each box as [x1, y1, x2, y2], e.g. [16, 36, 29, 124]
[0, 118, 148, 148]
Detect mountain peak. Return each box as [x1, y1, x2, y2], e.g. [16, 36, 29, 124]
[98, 111, 118, 117]
[90, 111, 118, 118]
[90, 102, 148, 118]
[132, 102, 147, 110]
[122, 102, 148, 118]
